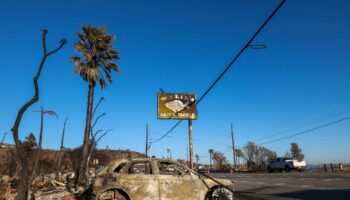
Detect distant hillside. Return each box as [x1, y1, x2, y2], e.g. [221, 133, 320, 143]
[0, 143, 145, 175]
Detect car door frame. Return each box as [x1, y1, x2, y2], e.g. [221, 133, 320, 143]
[155, 160, 201, 200]
[117, 160, 160, 200]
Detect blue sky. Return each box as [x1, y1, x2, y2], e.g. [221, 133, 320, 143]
[0, 0, 349, 164]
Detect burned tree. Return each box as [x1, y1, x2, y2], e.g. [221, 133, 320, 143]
[290, 142, 304, 161]
[71, 26, 120, 188]
[209, 149, 214, 169]
[0, 132, 7, 148]
[56, 118, 68, 181]
[212, 151, 229, 170]
[10, 30, 66, 200]
[30, 106, 58, 184]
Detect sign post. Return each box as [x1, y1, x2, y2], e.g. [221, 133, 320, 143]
[188, 119, 194, 170]
[157, 93, 197, 170]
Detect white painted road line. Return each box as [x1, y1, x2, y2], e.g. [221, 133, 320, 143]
[274, 183, 286, 186]
[300, 185, 314, 188]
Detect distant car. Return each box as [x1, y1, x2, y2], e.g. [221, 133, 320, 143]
[267, 157, 306, 172]
[197, 165, 209, 174]
[93, 158, 234, 200]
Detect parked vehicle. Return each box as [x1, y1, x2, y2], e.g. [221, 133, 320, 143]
[93, 158, 234, 200]
[197, 165, 210, 174]
[267, 157, 306, 172]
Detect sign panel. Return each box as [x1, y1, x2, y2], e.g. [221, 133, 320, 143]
[157, 93, 197, 120]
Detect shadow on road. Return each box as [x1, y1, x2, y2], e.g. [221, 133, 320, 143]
[236, 189, 350, 200]
[273, 189, 350, 200]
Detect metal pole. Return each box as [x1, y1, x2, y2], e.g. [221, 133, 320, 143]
[188, 119, 194, 170]
[186, 145, 189, 163]
[145, 124, 149, 157]
[231, 123, 236, 171]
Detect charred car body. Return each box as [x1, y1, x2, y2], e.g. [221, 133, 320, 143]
[92, 158, 234, 200]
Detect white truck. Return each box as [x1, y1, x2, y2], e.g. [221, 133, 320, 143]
[267, 157, 306, 172]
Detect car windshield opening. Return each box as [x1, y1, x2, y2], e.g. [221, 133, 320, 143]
[157, 161, 188, 175]
[114, 163, 127, 173]
[129, 162, 152, 174]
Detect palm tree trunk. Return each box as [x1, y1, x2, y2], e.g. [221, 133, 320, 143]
[209, 154, 212, 169]
[79, 81, 95, 188]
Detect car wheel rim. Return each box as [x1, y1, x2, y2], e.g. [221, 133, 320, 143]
[211, 188, 233, 200]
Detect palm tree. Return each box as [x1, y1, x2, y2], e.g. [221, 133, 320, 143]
[209, 149, 214, 169]
[195, 154, 200, 169]
[71, 25, 120, 187]
[167, 149, 172, 159]
[234, 148, 244, 166]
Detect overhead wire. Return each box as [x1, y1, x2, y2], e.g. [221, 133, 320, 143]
[151, 0, 287, 144]
[259, 116, 350, 145]
[251, 95, 350, 134]
[255, 105, 350, 142]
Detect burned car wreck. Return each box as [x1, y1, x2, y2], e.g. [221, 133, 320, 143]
[92, 158, 234, 200]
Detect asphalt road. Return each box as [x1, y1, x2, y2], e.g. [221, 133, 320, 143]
[211, 172, 350, 200]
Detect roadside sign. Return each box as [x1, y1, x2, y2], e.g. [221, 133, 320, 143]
[157, 93, 197, 120]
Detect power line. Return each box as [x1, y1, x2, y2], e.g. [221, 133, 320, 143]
[197, 0, 285, 104]
[152, 120, 182, 143]
[252, 95, 350, 135]
[152, 0, 286, 144]
[259, 116, 350, 145]
[255, 106, 350, 142]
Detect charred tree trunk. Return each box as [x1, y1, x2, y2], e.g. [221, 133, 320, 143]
[56, 118, 68, 181]
[0, 132, 7, 147]
[78, 81, 95, 188]
[10, 30, 66, 200]
[17, 165, 29, 200]
[30, 106, 44, 184]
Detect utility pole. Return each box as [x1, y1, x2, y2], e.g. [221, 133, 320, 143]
[145, 124, 149, 157]
[188, 119, 194, 170]
[186, 145, 189, 163]
[231, 123, 236, 171]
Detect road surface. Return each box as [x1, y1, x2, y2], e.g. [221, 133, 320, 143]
[211, 172, 350, 200]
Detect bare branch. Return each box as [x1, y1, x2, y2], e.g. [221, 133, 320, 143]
[92, 97, 105, 118]
[91, 129, 103, 140]
[47, 39, 67, 57]
[43, 110, 59, 119]
[60, 119, 68, 150]
[0, 132, 7, 146]
[33, 109, 59, 119]
[42, 29, 48, 55]
[86, 129, 112, 184]
[95, 129, 112, 144]
[92, 113, 106, 131]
